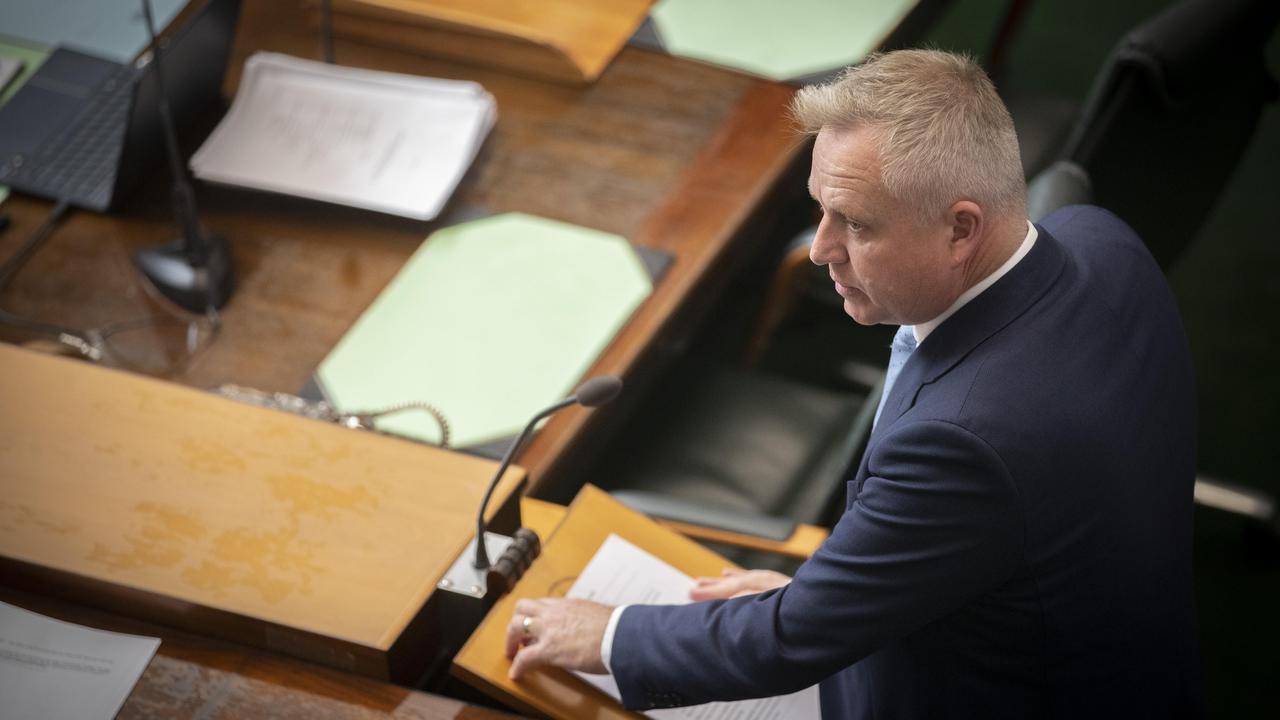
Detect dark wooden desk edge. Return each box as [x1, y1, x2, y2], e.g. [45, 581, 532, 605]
[0, 585, 518, 720]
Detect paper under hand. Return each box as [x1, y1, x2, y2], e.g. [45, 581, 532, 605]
[567, 534, 820, 719]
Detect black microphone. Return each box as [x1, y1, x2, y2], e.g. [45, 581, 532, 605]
[472, 375, 622, 569]
[132, 0, 235, 313]
[319, 0, 335, 64]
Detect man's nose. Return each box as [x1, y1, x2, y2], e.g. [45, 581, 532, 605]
[809, 216, 845, 266]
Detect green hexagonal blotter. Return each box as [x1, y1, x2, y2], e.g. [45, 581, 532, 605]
[318, 212, 653, 448]
[651, 0, 917, 82]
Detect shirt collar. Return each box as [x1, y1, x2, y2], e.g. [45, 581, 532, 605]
[912, 220, 1038, 345]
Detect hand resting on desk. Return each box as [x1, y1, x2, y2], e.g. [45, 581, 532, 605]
[504, 569, 791, 680]
[506, 597, 612, 679]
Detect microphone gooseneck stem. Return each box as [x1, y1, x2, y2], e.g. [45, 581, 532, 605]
[140, 0, 204, 261]
[473, 397, 576, 570]
[320, 0, 335, 64]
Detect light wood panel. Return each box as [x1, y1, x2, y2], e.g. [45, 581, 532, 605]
[519, 497, 567, 543]
[326, 0, 654, 84]
[453, 485, 738, 719]
[0, 343, 523, 681]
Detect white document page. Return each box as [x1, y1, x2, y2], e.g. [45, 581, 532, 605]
[0, 57, 25, 94]
[568, 534, 821, 719]
[0, 600, 161, 720]
[190, 52, 496, 220]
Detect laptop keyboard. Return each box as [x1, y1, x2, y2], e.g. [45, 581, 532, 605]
[0, 63, 139, 211]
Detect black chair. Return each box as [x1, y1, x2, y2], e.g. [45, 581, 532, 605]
[1024, 159, 1279, 539]
[1050, 0, 1279, 268]
[1025, 159, 1092, 220]
[602, 351, 883, 568]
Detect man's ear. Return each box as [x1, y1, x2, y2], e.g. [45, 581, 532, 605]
[946, 200, 984, 266]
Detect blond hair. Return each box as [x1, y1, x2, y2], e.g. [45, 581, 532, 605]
[792, 50, 1025, 222]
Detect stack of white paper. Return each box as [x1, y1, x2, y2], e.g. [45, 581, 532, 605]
[190, 52, 496, 220]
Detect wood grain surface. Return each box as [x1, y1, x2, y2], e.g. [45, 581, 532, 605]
[0, 343, 524, 681]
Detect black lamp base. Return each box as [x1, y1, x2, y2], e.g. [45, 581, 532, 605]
[133, 234, 234, 313]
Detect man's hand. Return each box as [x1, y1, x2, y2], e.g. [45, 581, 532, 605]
[505, 598, 613, 680]
[690, 568, 791, 601]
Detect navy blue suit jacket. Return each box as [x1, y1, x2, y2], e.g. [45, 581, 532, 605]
[611, 206, 1201, 718]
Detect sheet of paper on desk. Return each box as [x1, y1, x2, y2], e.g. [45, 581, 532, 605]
[567, 535, 821, 719]
[0, 600, 160, 720]
[190, 52, 496, 220]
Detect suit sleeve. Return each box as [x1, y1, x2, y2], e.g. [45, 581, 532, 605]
[611, 419, 1023, 710]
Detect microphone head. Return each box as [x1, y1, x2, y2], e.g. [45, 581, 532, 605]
[574, 375, 623, 408]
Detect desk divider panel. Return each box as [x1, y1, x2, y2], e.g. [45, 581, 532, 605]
[0, 343, 523, 683]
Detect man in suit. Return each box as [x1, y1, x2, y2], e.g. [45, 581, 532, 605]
[504, 50, 1201, 718]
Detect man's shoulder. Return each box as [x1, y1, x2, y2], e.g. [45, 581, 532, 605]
[1037, 204, 1150, 262]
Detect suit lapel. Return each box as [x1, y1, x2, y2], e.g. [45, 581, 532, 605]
[866, 226, 1069, 445]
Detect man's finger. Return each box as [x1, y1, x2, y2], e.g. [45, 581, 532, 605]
[513, 598, 542, 617]
[690, 577, 741, 601]
[693, 568, 741, 585]
[509, 642, 545, 680]
[505, 615, 526, 659]
[507, 598, 548, 659]
[691, 569, 791, 601]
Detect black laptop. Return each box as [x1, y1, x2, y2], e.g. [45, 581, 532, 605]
[0, 0, 241, 212]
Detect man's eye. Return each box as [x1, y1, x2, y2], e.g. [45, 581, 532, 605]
[844, 218, 864, 231]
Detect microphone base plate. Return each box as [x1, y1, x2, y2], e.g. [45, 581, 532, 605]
[438, 532, 517, 599]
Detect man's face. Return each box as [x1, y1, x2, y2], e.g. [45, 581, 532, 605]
[808, 125, 959, 327]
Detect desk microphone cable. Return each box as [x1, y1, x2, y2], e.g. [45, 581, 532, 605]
[0, 199, 71, 292]
[0, 200, 97, 357]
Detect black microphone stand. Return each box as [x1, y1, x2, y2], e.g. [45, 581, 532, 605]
[472, 396, 575, 569]
[132, 0, 234, 313]
[425, 376, 620, 687]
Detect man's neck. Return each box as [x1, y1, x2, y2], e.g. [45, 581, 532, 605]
[912, 218, 1036, 344]
[959, 216, 1027, 293]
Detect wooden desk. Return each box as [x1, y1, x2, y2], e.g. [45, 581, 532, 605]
[0, 0, 807, 496]
[0, 343, 526, 683]
[0, 587, 517, 720]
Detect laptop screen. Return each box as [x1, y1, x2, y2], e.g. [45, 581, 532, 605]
[118, 0, 243, 202]
[0, 0, 242, 210]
